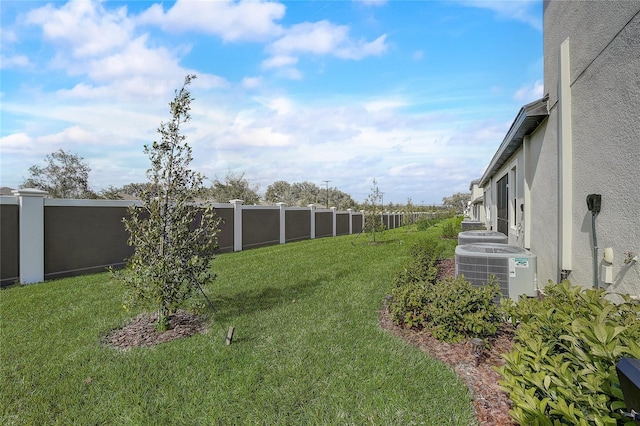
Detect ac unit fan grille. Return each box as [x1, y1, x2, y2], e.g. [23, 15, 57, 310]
[455, 254, 510, 298]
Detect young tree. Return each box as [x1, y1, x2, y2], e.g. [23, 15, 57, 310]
[208, 171, 260, 204]
[117, 75, 221, 331]
[361, 178, 386, 242]
[21, 149, 96, 198]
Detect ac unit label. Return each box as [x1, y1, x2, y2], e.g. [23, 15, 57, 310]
[509, 257, 529, 278]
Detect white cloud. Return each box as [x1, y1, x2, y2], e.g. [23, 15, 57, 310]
[261, 55, 298, 69]
[266, 97, 295, 116]
[22, 1, 228, 103]
[363, 98, 408, 112]
[0, 28, 18, 44]
[266, 20, 388, 65]
[275, 67, 304, 80]
[26, 0, 134, 58]
[0, 54, 30, 69]
[513, 79, 544, 102]
[138, 0, 285, 42]
[0, 126, 100, 155]
[241, 77, 262, 89]
[460, 0, 542, 31]
[356, 0, 388, 7]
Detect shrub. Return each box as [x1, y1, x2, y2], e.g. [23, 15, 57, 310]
[416, 218, 433, 231]
[497, 281, 640, 425]
[441, 216, 462, 239]
[427, 276, 501, 342]
[389, 236, 502, 342]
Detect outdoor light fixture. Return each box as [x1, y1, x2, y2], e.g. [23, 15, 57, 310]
[470, 338, 485, 366]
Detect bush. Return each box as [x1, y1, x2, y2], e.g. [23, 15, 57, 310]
[416, 218, 434, 231]
[441, 216, 462, 239]
[497, 281, 640, 425]
[427, 276, 501, 342]
[389, 236, 502, 342]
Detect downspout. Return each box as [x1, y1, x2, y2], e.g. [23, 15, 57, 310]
[558, 38, 573, 280]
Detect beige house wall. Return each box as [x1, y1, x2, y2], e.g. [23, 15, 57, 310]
[525, 119, 560, 285]
[543, 1, 640, 296]
[477, 1, 639, 297]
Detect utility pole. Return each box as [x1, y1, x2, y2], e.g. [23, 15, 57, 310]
[323, 180, 331, 208]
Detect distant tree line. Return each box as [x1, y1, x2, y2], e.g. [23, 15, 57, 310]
[19, 148, 466, 212]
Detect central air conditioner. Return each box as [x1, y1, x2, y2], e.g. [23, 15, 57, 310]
[455, 243, 538, 300]
[458, 230, 508, 245]
[461, 220, 485, 231]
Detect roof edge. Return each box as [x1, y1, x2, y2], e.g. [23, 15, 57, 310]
[478, 95, 549, 187]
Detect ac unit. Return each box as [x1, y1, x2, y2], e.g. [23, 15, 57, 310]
[455, 243, 538, 300]
[458, 230, 508, 245]
[461, 220, 485, 231]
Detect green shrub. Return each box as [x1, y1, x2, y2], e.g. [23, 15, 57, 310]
[427, 276, 501, 342]
[416, 218, 434, 231]
[441, 216, 462, 239]
[497, 281, 640, 425]
[389, 236, 502, 342]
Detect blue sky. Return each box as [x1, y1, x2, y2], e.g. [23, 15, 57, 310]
[0, 0, 543, 204]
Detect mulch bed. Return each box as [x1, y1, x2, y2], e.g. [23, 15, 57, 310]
[379, 258, 517, 425]
[104, 309, 209, 349]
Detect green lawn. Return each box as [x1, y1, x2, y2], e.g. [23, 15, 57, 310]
[0, 227, 474, 425]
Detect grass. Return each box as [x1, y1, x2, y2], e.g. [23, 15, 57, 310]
[0, 226, 473, 425]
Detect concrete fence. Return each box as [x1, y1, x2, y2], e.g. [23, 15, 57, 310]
[1, 189, 415, 286]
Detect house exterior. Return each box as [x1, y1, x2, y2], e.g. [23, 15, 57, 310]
[467, 179, 485, 223]
[477, 1, 640, 298]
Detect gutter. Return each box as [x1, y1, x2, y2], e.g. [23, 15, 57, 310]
[479, 96, 549, 188]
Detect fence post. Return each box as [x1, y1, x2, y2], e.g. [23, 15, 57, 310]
[331, 207, 337, 237]
[308, 204, 316, 239]
[277, 202, 286, 244]
[348, 209, 353, 234]
[231, 199, 244, 252]
[13, 188, 48, 284]
[360, 209, 365, 232]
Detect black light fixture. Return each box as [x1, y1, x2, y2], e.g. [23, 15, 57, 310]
[470, 337, 485, 366]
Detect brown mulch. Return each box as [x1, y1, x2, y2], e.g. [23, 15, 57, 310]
[379, 258, 517, 426]
[104, 309, 209, 349]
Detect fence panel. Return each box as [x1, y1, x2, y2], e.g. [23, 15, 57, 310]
[315, 211, 333, 238]
[242, 207, 279, 250]
[0, 202, 19, 286]
[44, 205, 133, 279]
[214, 207, 234, 253]
[336, 213, 349, 236]
[285, 209, 311, 242]
[352, 213, 363, 234]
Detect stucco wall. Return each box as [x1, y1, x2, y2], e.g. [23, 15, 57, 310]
[526, 119, 559, 285]
[543, 1, 640, 295]
[543, 1, 640, 107]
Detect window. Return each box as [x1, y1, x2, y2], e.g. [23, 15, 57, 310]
[510, 166, 517, 228]
[496, 174, 508, 235]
